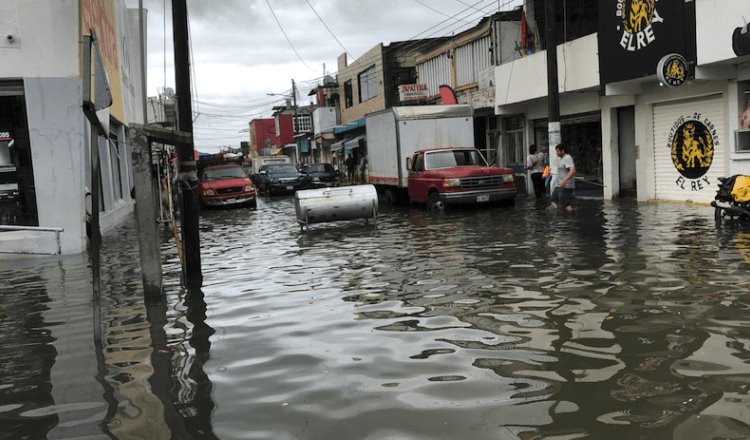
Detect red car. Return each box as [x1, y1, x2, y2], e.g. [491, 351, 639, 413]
[407, 147, 516, 210]
[197, 163, 257, 209]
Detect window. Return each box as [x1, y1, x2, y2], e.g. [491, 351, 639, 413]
[503, 116, 525, 166]
[425, 150, 487, 169]
[358, 65, 377, 102]
[413, 153, 424, 172]
[295, 114, 312, 133]
[344, 80, 353, 108]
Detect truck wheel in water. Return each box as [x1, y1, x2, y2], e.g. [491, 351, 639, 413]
[427, 192, 443, 212]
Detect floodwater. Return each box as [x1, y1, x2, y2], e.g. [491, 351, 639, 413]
[2, 196, 750, 440]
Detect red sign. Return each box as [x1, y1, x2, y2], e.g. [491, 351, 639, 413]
[399, 84, 430, 102]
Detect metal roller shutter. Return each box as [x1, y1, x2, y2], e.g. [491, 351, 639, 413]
[652, 95, 725, 204]
[0, 80, 24, 96]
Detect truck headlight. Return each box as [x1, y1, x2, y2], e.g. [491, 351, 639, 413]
[443, 178, 461, 188]
[203, 189, 216, 196]
[244, 185, 254, 192]
[502, 174, 514, 183]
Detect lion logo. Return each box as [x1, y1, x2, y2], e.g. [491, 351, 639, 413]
[670, 121, 714, 179]
[622, 0, 656, 33]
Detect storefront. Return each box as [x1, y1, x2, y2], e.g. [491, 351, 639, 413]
[651, 94, 725, 204]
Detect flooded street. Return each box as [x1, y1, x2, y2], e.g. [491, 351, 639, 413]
[2, 196, 750, 439]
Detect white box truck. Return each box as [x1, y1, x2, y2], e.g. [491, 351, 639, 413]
[365, 105, 516, 209]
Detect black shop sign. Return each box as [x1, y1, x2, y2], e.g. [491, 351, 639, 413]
[598, 0, 696, 85]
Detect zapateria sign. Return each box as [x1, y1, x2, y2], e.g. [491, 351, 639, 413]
[667, 114, 719, 191]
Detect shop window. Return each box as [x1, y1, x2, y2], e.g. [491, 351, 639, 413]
[735, 130, 750, 153]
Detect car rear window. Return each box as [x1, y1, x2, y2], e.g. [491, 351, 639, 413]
[201, 165, 247, 181]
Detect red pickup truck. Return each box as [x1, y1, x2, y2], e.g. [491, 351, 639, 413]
[197, 163, 257, 209]
[406, 147, 516, 210]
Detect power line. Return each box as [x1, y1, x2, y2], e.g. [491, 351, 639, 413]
[264, 0, 316, 72]
[304, 0, 352, 59]
[411, 0, 474, 24]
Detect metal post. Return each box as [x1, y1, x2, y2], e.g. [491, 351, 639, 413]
[545, 0, 561, 168]
[292, 78, 299, 165]
[172, 0, 202, 289]
[138, 0, 148, 125]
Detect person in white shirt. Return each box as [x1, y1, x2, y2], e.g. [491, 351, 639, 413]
[551, 143, 576, 212]
[525, 144, 546, 199]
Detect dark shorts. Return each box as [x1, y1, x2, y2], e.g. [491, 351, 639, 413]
[552, 187, 574, 207]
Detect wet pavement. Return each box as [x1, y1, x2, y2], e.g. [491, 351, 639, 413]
[1, 195, 750, 439]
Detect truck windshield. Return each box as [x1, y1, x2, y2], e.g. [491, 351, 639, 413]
[201, 166, 247, 181]
[425, 150, 487, 169]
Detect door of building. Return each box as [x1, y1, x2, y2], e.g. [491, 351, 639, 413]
[652, 95, 724, 204]
[618, 106, 637, 198]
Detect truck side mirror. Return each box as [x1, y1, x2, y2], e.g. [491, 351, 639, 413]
[406, 156, 412, 171]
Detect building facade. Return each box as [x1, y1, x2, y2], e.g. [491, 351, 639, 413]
[415, 10, 522, 167]
[493, 0, 749, 203]
[248, 117, 292, 157]
[0, 0, 145, 255]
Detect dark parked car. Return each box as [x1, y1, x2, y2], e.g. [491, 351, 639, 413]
[255, 164, 307, 195]
[299, 163, 339, 188]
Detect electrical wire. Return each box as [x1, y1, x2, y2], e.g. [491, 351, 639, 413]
[304, 0, 352, 59]
[411, 0, 475, 24]
[264, 0, 316, 72]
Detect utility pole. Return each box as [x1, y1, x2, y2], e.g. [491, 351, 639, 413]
[172, 0, 202, 289]
[545, 0, 561, 173]
[292, 78, 299, 165]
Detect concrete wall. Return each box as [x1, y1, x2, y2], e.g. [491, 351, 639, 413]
[0, 0, 79, 78]
[0, 0, 144, 255]
[24, 77, 87, 254]
[495, 33, 600, 107]
[696, 0, 748, 66]
[313, 107, 337, 135]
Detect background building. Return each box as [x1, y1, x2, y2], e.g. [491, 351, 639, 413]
[0, 0, 145, 255]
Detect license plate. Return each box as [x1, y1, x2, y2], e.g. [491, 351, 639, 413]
[286, 186, 293, 190]
[477, 194, 490, 202]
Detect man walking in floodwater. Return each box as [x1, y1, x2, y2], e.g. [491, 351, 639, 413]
[550, 143, 576, 212]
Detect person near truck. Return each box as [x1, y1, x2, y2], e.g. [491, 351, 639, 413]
[345, 154, 355, 183]
[550, 143, 576, 212]
[525, 144, 546, 199]
[359, 155, 368, 184]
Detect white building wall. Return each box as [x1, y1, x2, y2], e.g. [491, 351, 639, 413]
[495, 33, 600, 107]
[313, 107, 337, 135]
[0, 0, 79, 78]
[0, 0, 145, 255]
[695, 0, 748, 66]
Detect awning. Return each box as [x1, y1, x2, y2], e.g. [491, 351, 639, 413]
[331, 139, 345, 152]
[344, 135, 365, 149]
[333, 118, 365, 135]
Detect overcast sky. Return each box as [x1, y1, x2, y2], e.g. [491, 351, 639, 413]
[126, 0, 523, 152]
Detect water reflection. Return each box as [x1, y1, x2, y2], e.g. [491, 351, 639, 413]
[2, 197, 750, 439]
